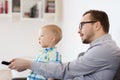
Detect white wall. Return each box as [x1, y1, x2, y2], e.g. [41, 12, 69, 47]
[61, 0, 120, 62]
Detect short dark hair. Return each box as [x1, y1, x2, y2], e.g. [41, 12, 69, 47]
[83, 10, 110, 33]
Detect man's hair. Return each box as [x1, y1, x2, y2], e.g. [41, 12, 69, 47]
[83, 10, 110, 33]
[42, 24, 62, 44]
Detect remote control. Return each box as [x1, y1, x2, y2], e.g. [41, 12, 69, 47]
[1, 61, 11, 65]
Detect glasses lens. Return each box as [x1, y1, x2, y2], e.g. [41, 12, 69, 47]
[79, 21, 97, 29]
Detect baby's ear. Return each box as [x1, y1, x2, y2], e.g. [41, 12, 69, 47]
[51, 36, 56, 42]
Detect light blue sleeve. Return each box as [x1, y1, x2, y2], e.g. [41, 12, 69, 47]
[31, 42, 120, 80]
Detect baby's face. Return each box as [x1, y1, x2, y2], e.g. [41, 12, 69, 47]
[38, 28, 55, 48]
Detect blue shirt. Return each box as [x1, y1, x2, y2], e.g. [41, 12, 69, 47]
[31, 34, 120, 80]
[28, 47, 61, 80]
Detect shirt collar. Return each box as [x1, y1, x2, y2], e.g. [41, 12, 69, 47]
[90, 34, 112, 47]
[43, 47, 55, 53]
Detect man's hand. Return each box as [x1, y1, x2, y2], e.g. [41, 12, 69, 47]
[8, 58, 32, 72]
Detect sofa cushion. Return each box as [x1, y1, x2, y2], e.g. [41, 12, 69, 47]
[0, 69, 12, 80]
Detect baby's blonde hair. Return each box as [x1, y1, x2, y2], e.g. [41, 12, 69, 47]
[42, 24, 62, 44]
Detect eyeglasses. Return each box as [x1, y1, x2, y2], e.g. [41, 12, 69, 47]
[79, 20, 97, 29]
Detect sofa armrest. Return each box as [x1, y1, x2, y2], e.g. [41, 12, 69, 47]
[0, 69, 12, 80]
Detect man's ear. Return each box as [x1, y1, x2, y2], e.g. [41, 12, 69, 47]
[95, 21, 102, 31]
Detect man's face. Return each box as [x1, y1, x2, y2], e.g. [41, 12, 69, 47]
[78, 13, 97, 44]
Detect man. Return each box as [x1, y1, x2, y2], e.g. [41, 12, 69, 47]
[9, 10, 120, 80]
